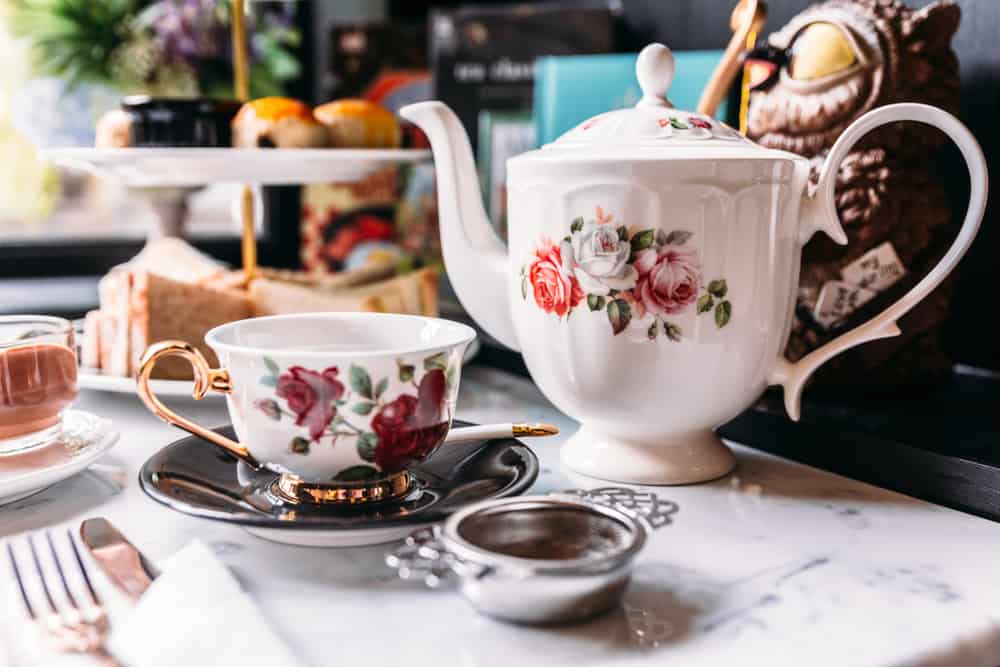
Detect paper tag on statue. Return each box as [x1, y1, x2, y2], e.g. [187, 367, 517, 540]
[813, 280, 879, 328]
[841, 242, 906, 292]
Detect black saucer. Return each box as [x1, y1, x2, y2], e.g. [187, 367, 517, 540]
[138, 421, 539, 545]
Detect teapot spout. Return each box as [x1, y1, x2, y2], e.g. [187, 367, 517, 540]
[400, 102, 519, 351]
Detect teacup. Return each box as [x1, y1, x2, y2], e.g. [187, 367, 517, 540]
[0, 316, 78, 454]
[136, 313, 476, 502]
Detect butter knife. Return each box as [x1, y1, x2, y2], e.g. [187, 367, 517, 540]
[80, 517, 156, 602]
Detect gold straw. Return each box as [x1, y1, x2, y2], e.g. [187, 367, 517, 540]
[232, 0, 250, 101]
[231, 0, 256, 280]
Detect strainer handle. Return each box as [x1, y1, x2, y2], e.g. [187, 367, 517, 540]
[386, 527, 454, 588]
[563, 487, 679, 530]
[387, 527, 492, 586]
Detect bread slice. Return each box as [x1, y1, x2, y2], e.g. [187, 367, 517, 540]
[206, 262, 396, 293]
[80, 310, 102, 369]
[128, 237, 225, 284]
[97, 270, 132, 377]
[257, 263, 396, 290]
[249, 278, 382, 316]
[129, 272, 253, 380]
[250, 267, 439, 317]
[350, 267, 438, 316]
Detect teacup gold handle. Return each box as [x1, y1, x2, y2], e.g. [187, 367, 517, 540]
[136, 340, 259, 469]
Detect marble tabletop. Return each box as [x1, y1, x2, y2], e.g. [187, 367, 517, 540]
[3, 365, 1000, 667]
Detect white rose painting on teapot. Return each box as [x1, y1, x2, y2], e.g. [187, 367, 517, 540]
[519, 204, 733, 340]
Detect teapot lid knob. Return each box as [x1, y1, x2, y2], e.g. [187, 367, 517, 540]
[635, 43, 675, 109]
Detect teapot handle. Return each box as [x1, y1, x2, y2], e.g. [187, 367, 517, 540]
[771, 103, 988, 420]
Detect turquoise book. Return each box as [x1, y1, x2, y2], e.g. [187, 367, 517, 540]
[533, 50, 729, 147]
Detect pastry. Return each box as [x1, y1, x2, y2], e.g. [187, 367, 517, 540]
[95, 109, 132, 148]
[314, 99, 401, 148]
[232, 97, 329, 148]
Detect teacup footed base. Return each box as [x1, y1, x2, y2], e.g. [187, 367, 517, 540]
[272, 470, 412, 506]
[560, 427, 736, 485]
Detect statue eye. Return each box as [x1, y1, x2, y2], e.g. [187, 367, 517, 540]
[788, 22, 857, 81]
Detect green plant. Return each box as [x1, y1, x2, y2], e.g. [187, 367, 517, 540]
[7, 0, 136, 88]
[5, 0, 301, 97]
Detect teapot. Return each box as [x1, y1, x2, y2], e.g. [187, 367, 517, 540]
[400, 44, 987, 485]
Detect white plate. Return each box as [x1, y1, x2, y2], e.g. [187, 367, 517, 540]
[77, 368, 208, 398]
[0, 411, 120, 505]
[42, 147, 431, 187]
[78, 337, 481, 398]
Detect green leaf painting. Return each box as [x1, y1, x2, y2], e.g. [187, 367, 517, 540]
[707, 279, 728, 298]
[356, 433, 378, 462]
[606, 299, 632, 335]
[424, 352, 448, 371]
[715, 300, 732, 328]
[630, 229, 655, 253]
[587, 294, 606, 311]
[349, 364, 373, 399]
[289, 437, 310, 455]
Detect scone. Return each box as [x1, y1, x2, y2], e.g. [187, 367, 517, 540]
[232, 97, 329, 148]
[314, 99, 401, 148]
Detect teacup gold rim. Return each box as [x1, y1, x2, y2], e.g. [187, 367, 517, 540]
[203, 312, 477, 360]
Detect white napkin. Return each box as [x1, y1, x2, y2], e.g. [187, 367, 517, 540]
[3, 539, 299, 667]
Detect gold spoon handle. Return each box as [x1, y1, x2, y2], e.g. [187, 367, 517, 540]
[696, 0, 766, 118]
[231, 0, 256, 280]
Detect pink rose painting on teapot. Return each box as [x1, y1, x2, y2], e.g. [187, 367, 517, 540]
[519, 206, 733, 340]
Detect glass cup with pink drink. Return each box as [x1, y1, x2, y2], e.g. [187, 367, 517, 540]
[0, 316, 79, 454]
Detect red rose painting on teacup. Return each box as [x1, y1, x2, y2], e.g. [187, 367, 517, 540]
[371, 369, 448, 472]
[274, 366, 345, 441]
[254, 353, 454, 479]
[519, 206, 733, 340]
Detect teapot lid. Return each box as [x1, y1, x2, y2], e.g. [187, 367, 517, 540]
[544, 44, 762, 152]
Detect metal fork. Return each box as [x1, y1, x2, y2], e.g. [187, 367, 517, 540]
[7, 530, 120, 666]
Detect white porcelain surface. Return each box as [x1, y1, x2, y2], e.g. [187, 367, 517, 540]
[3, 367, 1000, 667]
[0, 410, 119, 505]
[402, 43, 989, 485]
[42, 147, 430, 187]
